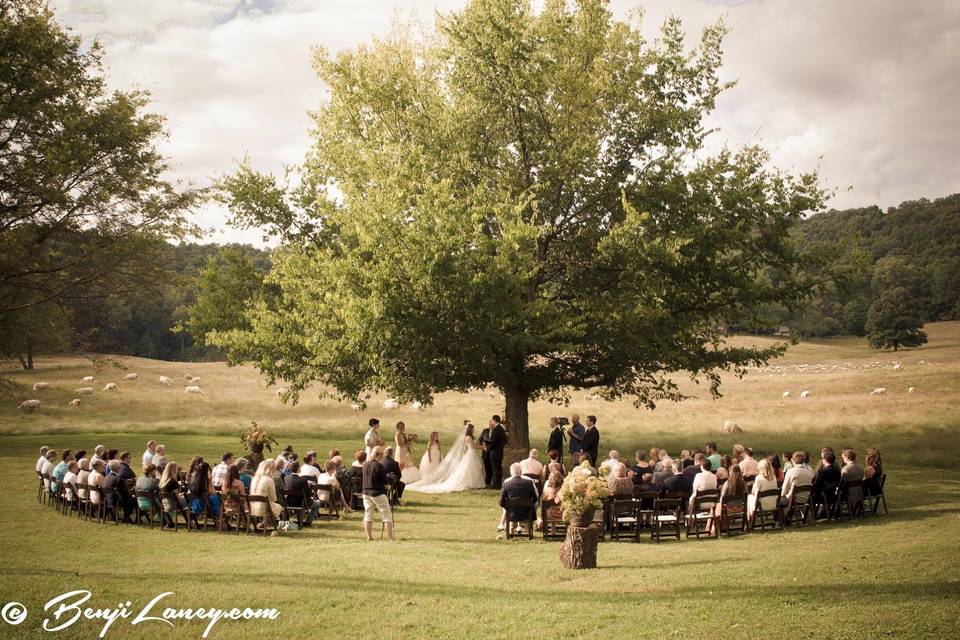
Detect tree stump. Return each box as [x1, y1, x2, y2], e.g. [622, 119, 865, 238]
[559, 525, 599, 569]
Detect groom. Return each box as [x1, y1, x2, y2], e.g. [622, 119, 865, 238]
[488, 415, 507, 489]
[479, 422, 494, 488]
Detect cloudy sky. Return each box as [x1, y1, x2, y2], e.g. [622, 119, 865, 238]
[52, 0, 960, 246]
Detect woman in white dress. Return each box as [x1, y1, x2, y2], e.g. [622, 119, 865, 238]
[407, 424, 485, 493]
[394, 422, 421, 483]
[419, 431, 442, 476]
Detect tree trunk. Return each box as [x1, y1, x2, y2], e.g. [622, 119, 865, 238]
[503, 385, 530, 450]
[26, 339, 33, 370]
[559, 525, 599, 569]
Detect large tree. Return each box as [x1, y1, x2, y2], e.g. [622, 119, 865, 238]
[865, 287, 928, 351]
[215, 0, 825, 447]
[0, 0, 198, 367]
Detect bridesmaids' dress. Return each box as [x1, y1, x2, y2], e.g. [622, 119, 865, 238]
[419, 442, 442, 476]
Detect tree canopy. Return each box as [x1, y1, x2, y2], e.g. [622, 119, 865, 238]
[213, 0, 826, 446]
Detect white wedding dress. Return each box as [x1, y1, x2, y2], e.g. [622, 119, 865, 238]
[406, 428, 485, 494]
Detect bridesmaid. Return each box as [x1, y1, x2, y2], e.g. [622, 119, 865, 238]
[395, 422, 421, 483]
[419, 431, 443, 476]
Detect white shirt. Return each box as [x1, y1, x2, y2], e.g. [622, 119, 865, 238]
[601, 459, 626, 478]
[88, 470, 103, 503]
[519, 457, 543, 477]
[690, 469, 718, 500]
[781, 463, 814, 497]
[41, 459, 54, 488]
[63, 471, 78, 500]
[300, 464, 321, 480]
[36, 455, 47, 473]
[739, 456, 759, 477]
[142, 449, 155, 468]
[316, 471, 339, 501]
[77, 469, 90, 498]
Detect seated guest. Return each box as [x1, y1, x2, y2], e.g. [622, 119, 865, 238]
[152, 444, 168, 472]
[813, 450, 840, 491]
[328, 448, 340, 460]
[52, 450, 72, 493]
[300, 452, 321, 480]
[863, 447, 883, 495]
[117, 451, 136, 483]
[40, 449, 57, 490]
[88, 460, 105, 507]
[657, 449, 674, 472]
[686, 459, 715, 506]
[653, 461, 675, 486]
[738, 447, 759, 477]
[317, 459, 352, 512]
[780, 451, 814, 506]
[635, 473, 660, 495]
[251, 460, 283, 524]
[545, 449, 566, 479]
[839, 447, 864, 499]
[159, 461, 185, 527]
[678, 449, 693, 470]
[500, 463, 539, 534]
[600, 450, 626, 479]
[715, 455, 732, 483]
[649, 448, 662, 471]
[766, 451, 784, 482]
[704, 442, 722, 475]
[539, 470, 565, 527]
[63, 461, 80, 506]
[236, 458, 253, 491]
[211, 452, 234, 491]
[732, 444, 745, 464]
[141, 440, 157, 469]
[683, 453, 707, 482]
[76, 458, 91, 500]
[89, 445, 106, 468]
[607, 464, 634, 496]
[520, 448, 545, 479]
[381, 447, 405, 501]
[748, 458, 779, 523]
[187, 458, 221, 517]
[710, 465, 747, 534]
[220, 464, 249, 519]
[103, 460, 135, 523]
[574, 454, 596, 475]
[781, 451, 794, 474]
[351, 450, 367, 471]
[136, 463, 162, 520]
[35, 446, 50, 473]
[631, 450, 654, 479]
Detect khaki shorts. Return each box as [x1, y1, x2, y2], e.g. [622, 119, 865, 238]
[362, 493, 393, 524]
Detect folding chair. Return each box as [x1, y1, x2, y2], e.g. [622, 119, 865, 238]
[247, 495, 278, 535]
[785, 483, 814, 526]
[651, 498, 682, 542]
[836, 479, 865, 519]
[863, 474, 888, 516]
[719, 493, 748, 536]
[541, 499, 567, 541]
[504, 498, 536, 540]
[36, 470, 45, 504]
[633, 490, 661, 530]
[283, 484, 309, 529]
[818, 481, 840, 521]
[349, 475, 364, 511]
[219, 492, 249, 534]
[609, 494, 640, 542]
[135, 489, 160, 528]
[187, 492, 214, 531]
[685, 490, 719, 539]
[100, 487, 121, 525]
[76, 483, 94, 520]
[65, 481, 81, 517]
[314, 483, 340, 520]
[159, 490, 191, 532]
[751, 489, 782, 532]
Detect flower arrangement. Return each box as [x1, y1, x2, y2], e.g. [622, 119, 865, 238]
[559, 460, 611, 521]
[240, 421, 279, 452]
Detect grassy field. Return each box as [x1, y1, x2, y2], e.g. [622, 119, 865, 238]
[0, 323, 958, 639]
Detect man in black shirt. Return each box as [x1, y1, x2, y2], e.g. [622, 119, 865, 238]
[283, 461, 322, 526]
[580, 415, 600, 467]
[381, 448, 405, 501]
[546, 417, 565, 458]
[361, 446, 394, 540]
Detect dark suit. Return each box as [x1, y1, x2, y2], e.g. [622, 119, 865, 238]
[580, 426, 600, 467]
[663, 473, 693, 495]
[489, 423, 507, 488]
[547, 426, 565, 456]
[500, 476, 538, 521]
[682, 464, 702, 483]
[382, 455, 405, 500]
[479, 427, 493, 487]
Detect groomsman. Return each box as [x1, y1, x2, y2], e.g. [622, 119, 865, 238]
[479, 423, 494, 487]
[547, 417, 565, 456]
[580, 415, 600, 467]
[488, 415, 507, 489]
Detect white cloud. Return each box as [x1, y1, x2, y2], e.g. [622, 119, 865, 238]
[51, 0, 960, 246]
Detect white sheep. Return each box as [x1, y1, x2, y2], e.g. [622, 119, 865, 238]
[124, 372, 138, 380]
[382, 398, 399, 410]
[410, 400, 424, 412]
[184, 373, 193, 380]
[75, 387, 94, 396]
[870, 387, 887, 396]
[350, 402, 362, 412]
[782, 390, 791, 398]
[186, 376, 200, 385]
[276, 387, 288, 397]
[81, 376, 94, 383]
[185, 385, 205, 395]
[800, 390, 811, 399]
[908, 387, 915, 394]
[159, 376, 172, 386]
[18, 399, 41, 410]
[68, 398, 81, 407]
[103, 383, 117, 392]
[892, 363, 902, 370]
[33, 382, 50, 391]
[723, 420, 743, 434]
[583, 393, 600, 401]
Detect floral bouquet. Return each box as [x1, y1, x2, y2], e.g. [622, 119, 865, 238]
[240, 421, 279, 452]
[559, 460, 611, 522]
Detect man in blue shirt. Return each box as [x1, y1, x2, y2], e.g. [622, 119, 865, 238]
[568, 414, 585, 466]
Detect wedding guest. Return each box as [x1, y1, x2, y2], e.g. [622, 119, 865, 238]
[237, 458, 253, 491]
[567, 414, 586, 466]
[220, 464, 248, 519]
[361, 446, 394, 540]
[251, 460, 283, 526]
[136, 463, 162, 520]
[781, 451, 814, 506]
[328, 449, 341, 460]
[159, 462, 185, 527]
[705, 443, 721, 472]
[35, 446, 49, 473]
[664, 464, 694, 495]
[688, 458, 717, 508]
[653, 460, 675, 486]
[63, 461, 80, 506]
[715, 455, 732, 483]
[117, 452, 136, 484]
[678, 450, 693, 470]
[284, 461, 322, 525]
[51, 449, 72, 493]
[710, 465, 747, 535]
[104, 460, 135, 523]
[500, 463, 539, 535]
[381, 447, 405, 501]
[300, 452, 321, 481]
[547, 417, 565, 457]
[839, 447, 864, 500]
[539, 471, 564, 527]
[732, 444, 745, 463]
[520, 449, 544, 479]
[601, 450, 626, 479]
[781, 451, 794, 474]
[748, 458, 779, 523]
[351, 450, 367, 473]
[187, 458, 221, 517]
[581, 416, 600, 471]
[657, 449, 674, 472]
[89, 445, 106, 468]
[635, 473, 660, 495]
[88, 460, 105, 507]
[650, 447, 662, 472]
[607, 464, 634, 496]
[813, 450, 840, 494]
[76, 458, 91, 500]
[211, 452, 233, 491]
[683, 453, 707, 482]
[152, 444, 168, 472]
[545, 449, 566, 479]
[631, 451, 654, 479]
[318, 459, 352, 512]
[766, 451, 784, 482]
[142, 440, 157, 469]
[40, 449, 57, 490]
[864, 447, 884, 495]
[739, 447, 759, 477]
[332, 455, 352, 502]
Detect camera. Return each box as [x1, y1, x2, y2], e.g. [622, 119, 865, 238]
[556, 416, 570, 426]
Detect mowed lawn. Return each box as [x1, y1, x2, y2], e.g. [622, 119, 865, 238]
[1, 323, 959, 639]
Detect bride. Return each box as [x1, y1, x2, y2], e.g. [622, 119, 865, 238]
[406, 423, 485, 493]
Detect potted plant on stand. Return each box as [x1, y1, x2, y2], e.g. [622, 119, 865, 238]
[558, 460, 610, 569]
[240, 421, 278, 469]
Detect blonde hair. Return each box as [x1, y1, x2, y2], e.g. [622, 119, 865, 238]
[757, 458, 774, 481]
[160, 462, 180, 487]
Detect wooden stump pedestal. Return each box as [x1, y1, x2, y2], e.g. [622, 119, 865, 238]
[559, 525, 599, 569]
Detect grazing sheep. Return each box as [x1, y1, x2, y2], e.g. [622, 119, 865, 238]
[124, 373, 138, 380]
[75, 387, 93, 396]
[870, 387, 887, 396]
[68, 398, 81, 407]
[184, 373, 193, 380]
[276, 387, 288, 397]
[185, 385, 204, 395]
[723, 420, 743, 434]
[350, 402, 362, 412]
[103, 383, 117, 392]
[800, 390, 811, 399]
[81, 376, 94, 383]
[159, 376, 172, 386]
[908, 387, 915, 394]
[383, 398, 399, 410]
[33, 382, 50, 391]
[410, 400, 424, 412]
[782, 390, 791, 398]
[18, 399, 41, 410]
[892, 363, 902, 370]
[186, 376, 200, 385]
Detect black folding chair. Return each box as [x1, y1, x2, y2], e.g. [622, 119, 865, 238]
[219, 492, 249, 534]
[609, 494, 640, 542]
[836, 479, 865, 519]
[785, 483, 814, 526]
[247, 495, 278, 535]
[863, 474, 888, 516]
[159, 489, 191, 531]
[652, 498, 682, 542]
[751, 489, 783, 532]
[719, 493, 748, 536]
[135, 489, 161, 528]
[686, 490, 719, 538]
[504, 498, 536, 540]
[541, 499, 567, 541]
